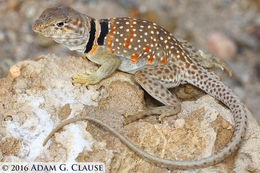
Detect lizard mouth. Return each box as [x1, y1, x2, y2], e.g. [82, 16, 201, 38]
[32, 26, 84, 39]
[48, 35, 83, 39]
[34, 31, 83, 39]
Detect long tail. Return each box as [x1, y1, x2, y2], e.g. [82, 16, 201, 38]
[183, 67, 247, 167]
[43, 70, 247, 169]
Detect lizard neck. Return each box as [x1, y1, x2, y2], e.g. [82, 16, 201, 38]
[61, 15, 91, 52]
[83, 18, 109, 56]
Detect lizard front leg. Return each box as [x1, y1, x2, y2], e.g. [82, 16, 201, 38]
[72, 54, 121, 85]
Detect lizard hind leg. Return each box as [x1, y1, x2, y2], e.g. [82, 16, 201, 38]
[124, 65, 181, 124]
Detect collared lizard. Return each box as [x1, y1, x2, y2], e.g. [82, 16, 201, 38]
[32, 6, 247, 169]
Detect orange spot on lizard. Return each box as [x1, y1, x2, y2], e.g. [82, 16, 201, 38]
[72, 18, 80, 26]
[143, 46, 150, 53]
[90, 20, 100, 55]
[124, 39, 130, 47]
[160, 55, 167, 64]
[131, 53, 139, 64]
[147, 54, 154, 65]
[124, 19, 134, 47]
[107, 18, 115, 53]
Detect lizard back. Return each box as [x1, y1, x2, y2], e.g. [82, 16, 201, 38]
[85, 17, 198, 74]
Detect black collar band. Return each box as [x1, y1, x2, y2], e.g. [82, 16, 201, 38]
[85, 19, 96, 53]
[97, 19, 108, 45]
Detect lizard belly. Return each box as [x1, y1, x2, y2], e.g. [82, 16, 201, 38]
[86, 46, 148, 74]
[117, 55, 147, 74]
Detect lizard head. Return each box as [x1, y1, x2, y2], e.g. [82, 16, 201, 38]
[33, 6, 90, 51]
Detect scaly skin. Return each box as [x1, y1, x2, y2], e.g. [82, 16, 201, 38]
[33, 6, 247, 169]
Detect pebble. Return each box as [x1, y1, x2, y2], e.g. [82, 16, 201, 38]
[9, 65, 21, 78]
[207, 32, 237, 60]
[175, 118, 185, 128]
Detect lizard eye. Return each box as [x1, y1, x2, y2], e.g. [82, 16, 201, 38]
[56, 22, 64, 27]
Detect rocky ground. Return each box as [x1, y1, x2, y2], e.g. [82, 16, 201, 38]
[0, 54, 259, 172]
[0, 0, 259, 123]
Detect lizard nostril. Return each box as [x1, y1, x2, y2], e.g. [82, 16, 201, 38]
[32, 22, 43, 32]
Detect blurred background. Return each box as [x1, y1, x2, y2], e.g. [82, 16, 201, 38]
[0, 0, 259, 124]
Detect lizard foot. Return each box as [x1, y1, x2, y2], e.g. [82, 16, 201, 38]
[123, 109, 149, 125]
[72, 72, 101, 85]
[123, 105, 181, 125]
[158, 112, 176, 123]
[198, 50, 232, 76]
